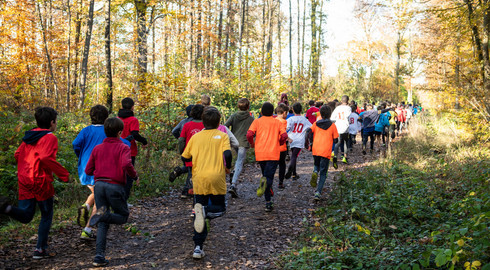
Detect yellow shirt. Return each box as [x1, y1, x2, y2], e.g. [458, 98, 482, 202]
[182, 129, 231, 195]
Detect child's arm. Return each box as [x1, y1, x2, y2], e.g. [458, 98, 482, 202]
[171, 120, 185, 139]
[122, 148, 138, 179]
[72, 129, 85, 158]
[40, 136, 70, 182]
[246, 120, 258, 148]
[224, 126, 239, 150]
[130, 130, 148, 145]
[224, 114, 234, 129]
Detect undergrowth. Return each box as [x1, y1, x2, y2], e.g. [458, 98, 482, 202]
[280, 113, 489, 270]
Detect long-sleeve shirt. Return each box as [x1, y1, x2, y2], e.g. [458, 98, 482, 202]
[85, 137, 137, 186]
[15, 128, 69, 201]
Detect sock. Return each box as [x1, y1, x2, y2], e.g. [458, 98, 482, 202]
[84, 203, 90, 211]
[5, 205, 12, 214]
[84, 227, 92, 233]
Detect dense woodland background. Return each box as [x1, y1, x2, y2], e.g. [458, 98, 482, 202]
[0, 0, 488, 134]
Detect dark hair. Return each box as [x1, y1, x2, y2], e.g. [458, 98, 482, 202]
[350, 104, 357, 112]
[90, 105, 109, 125]
[35, 107, 58, 129]
[121, 97, 134, 110]
[341, 95, 349, 104]
[261, 102, 274, 117]
[190, 104, 204, 120]
[185, 105, 194, 117]
[367, 104, 374, 110]
[237, 98, 250, 111]
[315, 101, 323, 108]
[309, 100, 315, 106]
[104, 117, 124, 137]
[292, 102, 302, 114]
[326, 101, 336, 111]
[202, 106, 221, 129]
[320, 105, 332, 120]
[276, 103, 289, 115]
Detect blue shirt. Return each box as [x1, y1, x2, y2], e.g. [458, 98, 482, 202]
[73, 125, 130, 185]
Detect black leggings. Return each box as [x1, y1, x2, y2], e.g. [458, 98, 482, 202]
[287, 148, 302, 176]
[279, 151, 287, 183]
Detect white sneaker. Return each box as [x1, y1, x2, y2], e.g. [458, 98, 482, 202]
[127, 203, 133, 208]
[193, 203, 205, 233]
[193, 245, 205, 259]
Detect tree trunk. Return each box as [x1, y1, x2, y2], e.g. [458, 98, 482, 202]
[66, 0, 71, 111]
[289, 0, 293, 90]
[394, 31, 401, 101]
[266, 0, 273, 75]
[105, 0, 113, 113]
[73, 0, 82, 95]
[217, 0, 224, 72]
[79, 0, 95, 108]
[310, 0, 319, 87]
[36, 0, 58, 106]
[135, 0, 148, 92]
[301, 0, 306, 78]
[238, 0, 247, 83]
[189, 0, 194, 73]
[277, 0, 282, 74]
[196, 0, 202, 72]
[224, 0, 233, 71]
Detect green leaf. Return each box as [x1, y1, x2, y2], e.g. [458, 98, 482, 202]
[412, 263, 420, 270]
[435, 251, 448, 267]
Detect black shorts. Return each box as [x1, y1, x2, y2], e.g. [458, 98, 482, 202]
[374, 131, 383, 136]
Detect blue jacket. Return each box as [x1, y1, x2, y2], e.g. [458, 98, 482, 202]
[73, 125, 130, 185]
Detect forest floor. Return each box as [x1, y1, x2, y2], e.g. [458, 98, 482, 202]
[0, 142, 380, 270]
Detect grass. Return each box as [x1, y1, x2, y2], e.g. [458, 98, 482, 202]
[279, 113, 490, 270]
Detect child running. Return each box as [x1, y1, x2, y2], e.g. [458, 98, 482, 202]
[247, 102, 288, 211]
[72, 105, 130, 240]
[347, 104, 360, 151]
[331, 95, 352, 164]
[306, 105, 339, 200]
[177, 104, 205, 198]
[117, 97, 147, 202]
[181, 107, 232, 259]
[275, 103, 289, 189]
[285, 102, 312, 180]
[0, 107, 70, 259]
[169, 105, 194, 182]
[224, 98, 254, 197]
[85, 117, 138, 267]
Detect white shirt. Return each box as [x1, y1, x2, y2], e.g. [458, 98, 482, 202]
[331, 105, 352, 134]
[348, 112, 360, 135]
[286, 116, 312, 149]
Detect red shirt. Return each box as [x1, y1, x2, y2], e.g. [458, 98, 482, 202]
[180, 121, 205, 145]
[120, 116, 140, 157]
[306, 106, 320, 124]
[356, 108, 365, 114]
[180, 121, 205, 166]
[85, 137, 137, 186]
[15, 129, 69, 201]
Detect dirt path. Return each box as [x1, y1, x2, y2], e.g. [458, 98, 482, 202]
[0, 143, 379, 269]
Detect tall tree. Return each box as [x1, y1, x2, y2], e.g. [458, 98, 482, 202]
[135, 0, 148, 92]
[310, 0, 319, 87]
[79, 0, 95, 108]
[105, 0, 113, 113]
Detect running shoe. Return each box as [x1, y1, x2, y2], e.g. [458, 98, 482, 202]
[278, 183, 285, 189]
[77, 204, 89, 228]
[32, 249, 54, 260]
[169, 166, 183, 182]
[89, 206, 107, 227]
[332, 157, 338, 169]
[265, 202, 274, 212]
[292, 174, 300, 180]
[193, 245, 205, 259]
[193, 203, 206, 233]
[93, 256, 109, 267]
[314, 192, 321, 201]
[310, 172, 318, 188]
[341, 156, 348, 164]
[228, 186, 238, 198]
[284, 170, 292, 179]
[80, 230, 96, 241]
[0, 196, 10, 214]
[256, 177, 267, 197]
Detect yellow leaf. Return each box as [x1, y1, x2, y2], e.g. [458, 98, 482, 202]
[472, 261, 481, 267]
[469, 192, 476, 196]
[457, 239, 465, 247]
[464, 262, 470, 270]
[314, 221, 321, 227]
[356, 224, 363, 232]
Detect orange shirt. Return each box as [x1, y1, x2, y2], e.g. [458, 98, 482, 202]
[311, 122, 339, 158]
[276, 118, 288, 152]
[248, 116, 287, 161]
